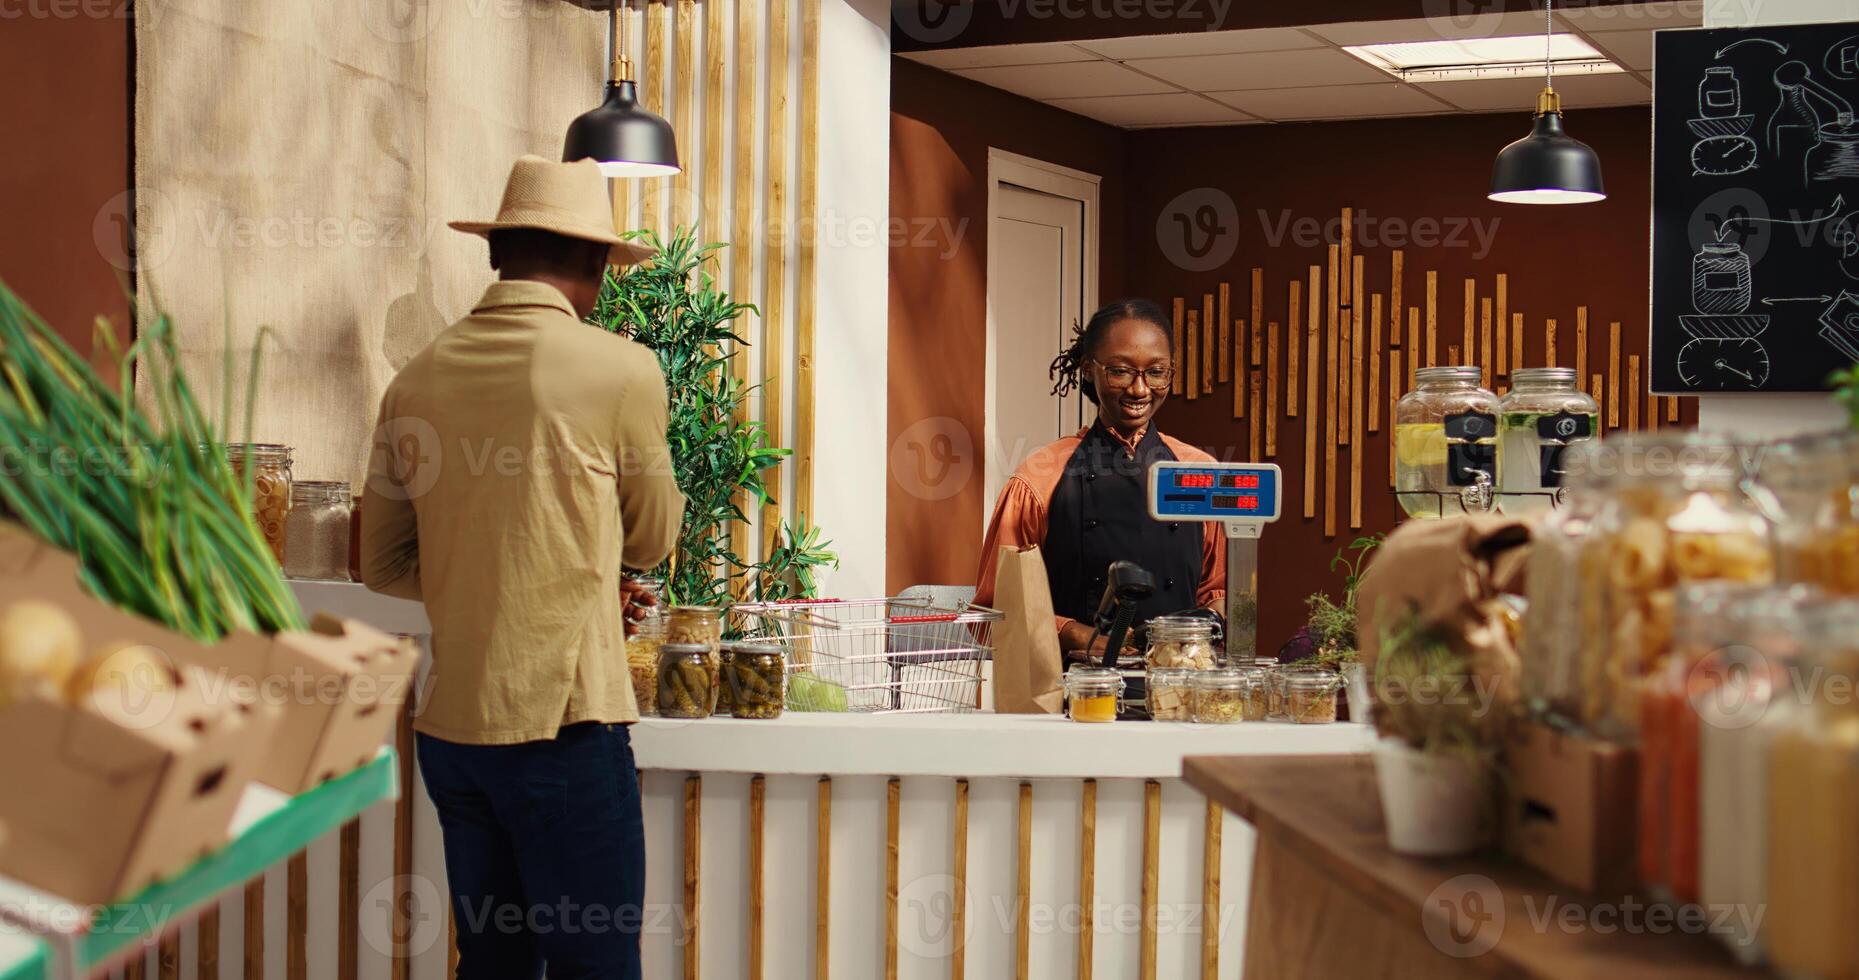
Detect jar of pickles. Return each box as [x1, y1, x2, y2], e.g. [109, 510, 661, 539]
[282, 481, 353, 581]
[656, 643, 716, 718]
[1496, 367, 1598, 515]
[1147, 667, 1194, 721]
[724, 642, 785, 719]
[1759, 431, 1859, 596]
[1394, 367, 1500, 519]
[1144, 615, 1221, 670]
[1572, 434, 1774, 738]
[225, 443, 293, 563]
[667, 606, 723, 708]
[1064, 666, 1123, 723]
[1191, 669, 1248, 724]
[1285, 669, 1341, 724]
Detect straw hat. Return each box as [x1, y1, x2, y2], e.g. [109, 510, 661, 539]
[449, 155, 657, 266]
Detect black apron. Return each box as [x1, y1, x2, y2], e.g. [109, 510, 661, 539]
[1043, 423, 1204, 629]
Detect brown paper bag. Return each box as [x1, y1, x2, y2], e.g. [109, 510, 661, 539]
[991, 545, 1065, 715]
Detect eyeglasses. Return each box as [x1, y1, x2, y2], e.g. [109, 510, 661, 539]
[1093, 360, 1173, 389]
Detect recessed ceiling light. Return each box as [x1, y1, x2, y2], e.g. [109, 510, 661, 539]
[1343, 34, 1624, 83]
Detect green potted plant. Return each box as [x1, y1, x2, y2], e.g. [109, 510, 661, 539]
[1288, 534, 1381, 720]
[591, 228, 836, 618]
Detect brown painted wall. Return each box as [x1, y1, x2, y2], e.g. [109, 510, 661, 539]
[888, 56, 1128, 592]
[0, 14, 133, 356]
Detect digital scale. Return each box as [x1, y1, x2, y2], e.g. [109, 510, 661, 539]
[1147, 461, 1283, 659]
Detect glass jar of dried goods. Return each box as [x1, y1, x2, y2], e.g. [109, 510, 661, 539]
[1758, 431, 1859, 596]
[1144, 615, 1221, 670]
[1191, 668, 1247, 724]
[725, 642, 785, 719]
[1064, 666, 1123, 723]
[1394, 367, 1501, 519]
[1521, 440, 1616, 716]
[282, 481, 353, 581]
[627, 616, 665, 717]
[1496, 367, 1599, 515]
[1146, 667, 1194, 722]
[656, 643, 716, 719]
[1285, 669, 1341, 724]
[225, 443, 293, 563]
[1239, 664, 1272, 721]
[1574, 434, 1774, 739]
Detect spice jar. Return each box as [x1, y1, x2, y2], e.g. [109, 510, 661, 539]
[656, 642, 716, 719]
[1394, 367, 1500, 519]
[1147, 667, 1194, 722]
[1285, 669, 1341, 724]
[282, 481, 353, 581]
[1239, 665, 1271, 721]
[1496, 367, 1598, 515]
[225, 443, 293, 563]
[1064, 667, 1123, 723]
[1191, 669, 1247, 724]
[724, 642, 785, 719]
[1758, 431, 1859, 596]
[1144, 615, 1221, 670]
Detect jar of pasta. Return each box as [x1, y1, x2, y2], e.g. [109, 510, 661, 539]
[627, 615, 664, 717]
[1191, 668, 1247, 724]
[1285, 669, 1341, 724]
[1520, 440, 1617, 717]
[1572, 434, 1774, 738]
[1064, 666, 1123, 723]
[1146, 667, 1194, 722]
[657, 643, 716, 719]
[1758, 431, 1859, 596]
[225, 443, 293, 563]
[1144, 615, 1221, 670]
[1395, 367, 1501, 519]
[1496, 367, 1598, 515]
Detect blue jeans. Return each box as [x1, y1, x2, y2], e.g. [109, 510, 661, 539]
[416, 722, 645, 980]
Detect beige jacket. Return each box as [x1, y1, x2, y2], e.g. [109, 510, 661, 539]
[361, 280, 682, 745]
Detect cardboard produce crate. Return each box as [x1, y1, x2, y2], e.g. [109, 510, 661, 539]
[1503, 719, 1639, 896]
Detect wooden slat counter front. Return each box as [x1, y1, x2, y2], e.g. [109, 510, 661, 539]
[1182, 755, 1759, 979]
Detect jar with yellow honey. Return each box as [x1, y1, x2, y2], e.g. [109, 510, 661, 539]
[1064, 666, 1123, 723]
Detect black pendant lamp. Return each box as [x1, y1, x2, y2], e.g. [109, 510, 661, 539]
[1488, 0, 1605, 204]
[563, 0, 681, 178]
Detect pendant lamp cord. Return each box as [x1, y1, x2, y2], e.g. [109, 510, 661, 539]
[1545, 0, 1554, 90]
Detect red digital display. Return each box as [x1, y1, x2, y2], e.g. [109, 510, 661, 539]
[1219, 474, 1261, 489]
[1176, 473, 1216, 489]
[1211, 494, 1261, 511]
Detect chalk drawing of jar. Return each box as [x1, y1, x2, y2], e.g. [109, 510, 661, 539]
[1693, 241, 1752, 314]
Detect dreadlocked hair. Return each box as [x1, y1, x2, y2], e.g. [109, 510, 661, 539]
[1047, 298, 1176, 404]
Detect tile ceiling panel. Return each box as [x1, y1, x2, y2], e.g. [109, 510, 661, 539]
[1048, 92, 1256, 127]
[902, 41, 1097, 70]
[1074, 27, 1325, 61]
[1304, 11, 1554, 47]
[1556, 1, 1702, 35]
[1211, 82, 1456, 121]
[1581, 28, 1658, 72]
[952, 60, 1177, 100]
[1127, 47, 1390, 91]
[1418, 70, 1653, 112]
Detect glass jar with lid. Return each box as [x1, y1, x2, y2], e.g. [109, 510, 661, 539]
[224, 443, 293, 563]
[657, 642, 717, 718]
[1146, 667, 1194, 721]
[1064, 666, 1124, 723]
[625, 577, 668, 717]
[1238, 664, 1272, 720]
[724, 642, 785, 719]
[1190, 669, 1248, 724]
[1496, 367, 1599, 515]
[1757, 431, 1859, 596]
[1572, 433, 1774, 738]
[1144, 615, 1221, 670]
[1520, 439, 1615, 716]
[1285, 669, 1341, 724]
[281, 481, 353, 581]
[667, 606, 723, 705]
[1394, 367, 1501, 519]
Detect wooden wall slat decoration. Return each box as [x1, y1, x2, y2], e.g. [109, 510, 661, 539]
[952, 779, 970, 980]
[1202, 294, 1215, 396]
[640, 0, 669, 233]
[671, 0, 698, 226]
[793, 0, 822, 520]
[338, 819, 358, 980]
[885, 778, 900, 980]
[1389, 348, 1403, 487]
[1218, 282, 1231, 385]
[199, 903, 221, 980]
[1511, 314, 1524, 380]
[1608, 322, 1622, 429]
[1346, 256, 1363, 449]
[1495, 274, 1509, 378]
[243, 879, 263, 980]
[1368, 294, 1383, 435]
[1016, 782, 1033, 980]
[1628, 355, 1642, 430]
[1448, 344, 1460, 364]
[817, 776, 831, 980]
[1668, 389, 1680, 422]
[702, 0, 726, 244]
[728, 0, 761, 564]
[1303, 312, 1319, 521]
[1201, 801, 1222, 980]
[288, 852, 307, 980]
[159, 933, 179, 980]
[1388, 251, 1403, 350]
[1593, 374, 1606, 427]
[1545, 319, 1558, 368]
[1576, 308, 1590, 391]
[1140, 780, 1161, 980]
[1185, 310, 1200, 403]
[1339, 208, 1353, 308]
[759, 0, 792, 542]
[1462, 278, 1476, 368]
[1250, 268, 1265, 367]
[1480, 298, 1494, 389]
[126, 950, 146, 980]
[1287, 280, 1302, 416]
[1425, 271, 1438, 367]
[1249, 370, 1262, 462]
[1079, 779, 1097, 980]
[684, 774, 702, 980]
[1266, 321, 1280, 456]
[1407, 309, 1419, 387]
[1171, 297, 1185, 396]
[1324, 247, 1339, 538]
[751, 775, 767, 980]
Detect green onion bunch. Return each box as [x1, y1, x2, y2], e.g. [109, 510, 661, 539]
[0, 281, 304, 640]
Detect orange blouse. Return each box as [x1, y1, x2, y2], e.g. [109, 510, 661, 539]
[972, 425, 1228, 636]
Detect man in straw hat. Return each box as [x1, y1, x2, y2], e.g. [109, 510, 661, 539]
[362, 154, 681, 978]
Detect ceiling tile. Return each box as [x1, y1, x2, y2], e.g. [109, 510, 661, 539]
[1127, 47, 1390, 91]
[1073, 27, 1325, 61]
[1582, 29, 1657, 72]
[1305, 12, 1552, 47]
[901, 42, 1097, 71]
[1556, 1, 1702, 35]
[952, 61, 1176, 100]
[1417, 71, 1653, 112]
[1046, 92, 1256, 127]
[1211, 83, 1456, 121]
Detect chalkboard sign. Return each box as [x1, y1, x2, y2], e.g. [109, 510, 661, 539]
[1652, 22, 1859, 393]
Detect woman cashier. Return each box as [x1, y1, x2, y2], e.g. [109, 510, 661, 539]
[973, 299, 1226, 663]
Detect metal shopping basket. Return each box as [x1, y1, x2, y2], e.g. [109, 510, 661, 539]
[732, 597, 1002, 713]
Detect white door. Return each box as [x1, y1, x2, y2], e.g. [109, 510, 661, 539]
[987, 179, 1092, 514]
